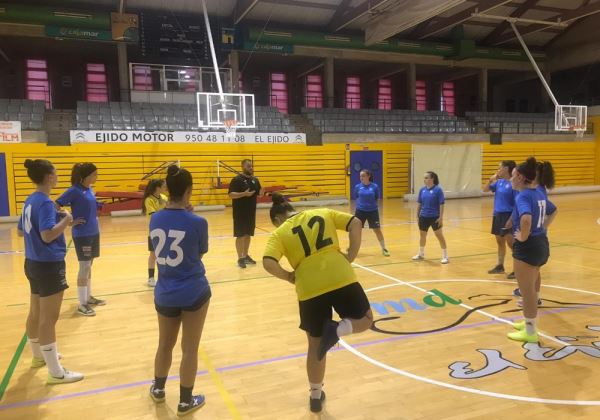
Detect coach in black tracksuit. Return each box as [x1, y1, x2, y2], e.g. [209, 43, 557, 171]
[228, 159, 263, 268]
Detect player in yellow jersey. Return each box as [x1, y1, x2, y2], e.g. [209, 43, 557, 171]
[263, 193, 373, 413]
[142, 179, 168, 287]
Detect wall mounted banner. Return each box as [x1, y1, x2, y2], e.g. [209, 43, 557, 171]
[0, 121, 22, 143]
[70, 130, 306, 145]
[45, 25, 112, 41]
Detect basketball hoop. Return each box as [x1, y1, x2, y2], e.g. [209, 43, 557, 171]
[223, 119, 238, 139]
[569, 124, 586, 138]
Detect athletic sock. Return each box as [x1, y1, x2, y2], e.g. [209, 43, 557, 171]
[336, 318, 353, 337]
[154, 376, 167, 390]
[310, 382, 323, 399]
[442, 248, 448, 259]
[419, 246, 425, 256]
[379, 239, 386, 250]
[498, 254, 505, 266]
[525, 317, 536, 335]
[180, 386, 193, 404]
[40, 342, 63, 377]
[78, 286, 88, 306]
[87, 278, 92, 300]
[28, 337, 43, 358]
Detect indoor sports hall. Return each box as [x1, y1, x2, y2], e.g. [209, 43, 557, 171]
[1, 1, 600, 419]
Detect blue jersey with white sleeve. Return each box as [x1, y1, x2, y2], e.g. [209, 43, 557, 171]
[18, 192, 66, 261]
[512, 188, 556, 237]
[418, 185, 445, 218]
[354, 182, 379, 212]
[150, 209, 210, 307]
[489, 178, 515, 214]
[56, 184, 101, 237]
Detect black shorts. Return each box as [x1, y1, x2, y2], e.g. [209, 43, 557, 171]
[418, 216, 441, 232]
[148, 236, 154, 252]
[513, 235, 549, 267]
[355, 209, 380, 229]
[233, 209, 256, 237]
[155, 289, 212, 318]
[73, 234, 100, 261]
[299, 282, 371, 337]
[24, 259, 69, 297]
[491, 212, 512, 236]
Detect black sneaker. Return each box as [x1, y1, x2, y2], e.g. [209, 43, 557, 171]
[149, 382, 165, 403]
[487, 265, 505, 274]
[237, 258, 246, 269]
[244, 255, 257, 264]
[513, 288, 522, 297]
[309, 391, 326, 413]
[318, 320, 339, 361]
[507, 272, 516, 279]
[177, 394, 205, 417]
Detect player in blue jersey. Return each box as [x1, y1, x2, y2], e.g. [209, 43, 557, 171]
[353, 169, 389, 256]
[412, 171, 448, 264]
[483, 160, 516, 274]
[148, 164, 211, 417]
[513, 160, 557, 304]
[17, 159, 84, 384]
[57, 163, 104, 316]
[507, 157, 557, 343]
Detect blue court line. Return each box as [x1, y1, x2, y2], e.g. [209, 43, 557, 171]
[0, 303, 595, 411]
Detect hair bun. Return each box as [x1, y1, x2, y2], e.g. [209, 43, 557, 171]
[167, 164, 179, 176]
[525, 157, 537, 167]
[271, 192, 286, 205]
[24, 159, 33, 169]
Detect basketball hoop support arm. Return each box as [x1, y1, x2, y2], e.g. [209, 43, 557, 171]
[509, 21, 558, 107]
[201, 0, 225, 103]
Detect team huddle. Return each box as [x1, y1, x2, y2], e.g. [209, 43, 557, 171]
[17, 155, 556, 415]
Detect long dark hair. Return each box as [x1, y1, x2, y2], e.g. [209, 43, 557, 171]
[141, 179, 165, 215]
[516, 157, 537, 184]
[166, 164, 192, 202]
[269, 192, 295, 225]
[71, 162, 97, 185]
[426, 171, 439, 185]
[24, 159, 54, 184]
[536, 161, 555, 190]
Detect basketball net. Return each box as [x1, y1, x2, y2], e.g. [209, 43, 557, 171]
[569, 124, 586, 138]
[224, 119, 238, 140]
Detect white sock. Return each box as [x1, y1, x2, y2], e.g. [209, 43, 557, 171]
[28, 337, 43, 358]
[498, 254, 505, 266]
[336, 318, 353, 337]
[78, 286, 88, 306]
[419, 246, 425, 256]
[536, 292, 540, 301]
[379, 239, 386, 250]
[40, 342, 63, 377]
[525, 317, 536, 335]
[309, 382, 322, 399]
[442, 249, 448, 259]
[87, 278, 92, 300]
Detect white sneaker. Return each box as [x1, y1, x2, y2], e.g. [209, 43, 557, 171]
[47, 368, 84, 385]
[441, 257, 449, 264]
[148, 277, 156, 287]
[412, 254, 424, 261]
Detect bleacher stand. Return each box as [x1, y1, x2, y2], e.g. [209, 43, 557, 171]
[76, 102, 296, 132]
[466, 111, 556, 134]
[302, 108, 472, 134]
[0, 99, 46, 130]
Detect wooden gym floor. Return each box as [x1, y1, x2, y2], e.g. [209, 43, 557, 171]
[1, 193, 599, 419]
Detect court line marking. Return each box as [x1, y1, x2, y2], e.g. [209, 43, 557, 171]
[0, 302, 593, 411]
[342, 275, 600, 406]
[199, 347, 242, 420]
[353, 263, 570, 347]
